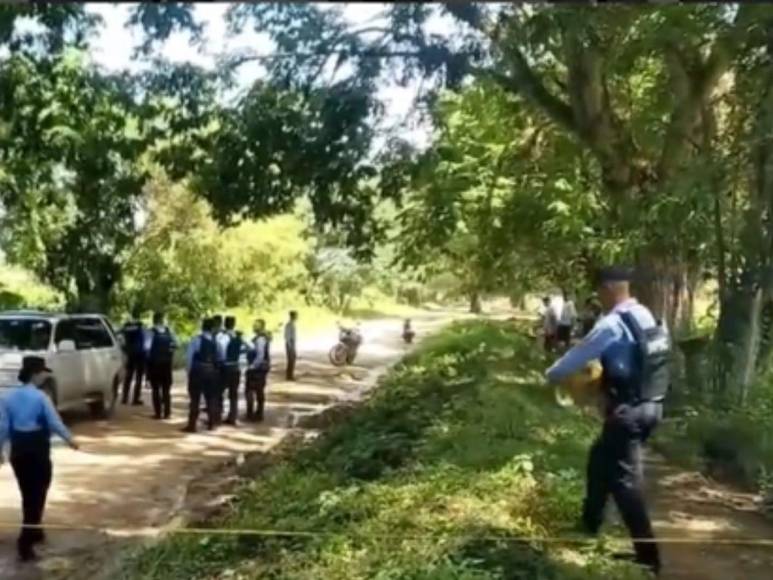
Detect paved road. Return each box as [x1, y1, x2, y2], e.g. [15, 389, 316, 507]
[0, 310, 461, 579]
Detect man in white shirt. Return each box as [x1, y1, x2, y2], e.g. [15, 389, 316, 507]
[284, 310, 298, 381]
[557, 291, 578, 350]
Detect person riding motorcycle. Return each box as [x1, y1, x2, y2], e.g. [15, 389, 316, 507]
[402, 319, 415, 344]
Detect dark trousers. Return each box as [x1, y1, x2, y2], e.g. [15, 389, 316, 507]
[557, 324, 572, 348]
[10, 431, 52, 559]
[245, 368, 268, 421]
[285, 344, 296, 380]
[148, 361, 173, 419]
[122, 353, 146, 404]
[186, 364, 220, 431]
[583, 401, 663, 573]
[222, 365, 241, 423]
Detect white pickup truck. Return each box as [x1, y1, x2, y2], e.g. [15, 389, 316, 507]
[0, 311, 126, 419]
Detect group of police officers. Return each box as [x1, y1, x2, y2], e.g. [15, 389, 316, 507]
[118, 310, 293, 433]
[2, 266, 671, 574]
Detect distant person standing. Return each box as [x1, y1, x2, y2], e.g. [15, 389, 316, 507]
[183, 318, 220, 433]
[145, 312, 178, 420]
[0, 357, 80, 562]
[557, 291, 578, 350]
[540, 297, 558, 353]
[245, 319, 271, 422]
[284, 311, 298, 381]
[221, 316, 246, 425]
[120, 307, 146, 406]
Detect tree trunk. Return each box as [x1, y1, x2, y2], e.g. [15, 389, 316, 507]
[632, 255, 693, 333]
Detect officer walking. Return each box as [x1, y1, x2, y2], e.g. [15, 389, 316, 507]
[245, 319, 271, 422]
[120, 307, 147, 406]
[145, 311, 178, 420]
[221, 316, 246, 425]
[0, 357, 80, 561]
[284, 310, 298, 381]
[545, 267, 670, 576]
[183, 318, 220, 433]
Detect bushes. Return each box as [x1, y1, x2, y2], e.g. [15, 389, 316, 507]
[121, 321, 646, 580]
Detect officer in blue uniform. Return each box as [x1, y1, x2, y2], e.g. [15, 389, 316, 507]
[120, 307, 147, 406]
[0, 357, 80, 561]
[245, 319, 271, 422]
[145, 311, 178, 420]
[546, 267, 670, 576]
[183, 318, 220, 433]
[221, 316, 246, 425]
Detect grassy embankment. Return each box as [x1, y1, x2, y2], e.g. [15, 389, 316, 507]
[122, 320, 646, 580]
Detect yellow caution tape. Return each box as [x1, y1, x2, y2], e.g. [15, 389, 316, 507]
[1, 521, 773, 546]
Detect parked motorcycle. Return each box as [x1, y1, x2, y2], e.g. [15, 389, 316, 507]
[329, 324, 362, 366]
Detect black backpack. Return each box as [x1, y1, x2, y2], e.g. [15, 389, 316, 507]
[618, 312, 671, 402]
[225, 333, 243, 363]
[149, 327, 174, 364]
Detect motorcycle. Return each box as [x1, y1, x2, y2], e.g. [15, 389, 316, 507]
[329, 324, 362, 366]
[402, 319, 415, 344]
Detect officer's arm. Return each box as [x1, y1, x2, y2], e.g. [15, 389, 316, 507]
[41, 394, 75, 446]
[545, 323, 619, 384]
[0, 400, 9, 455]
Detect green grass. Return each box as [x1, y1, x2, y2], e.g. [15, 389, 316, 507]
[121, 321, 648, 580]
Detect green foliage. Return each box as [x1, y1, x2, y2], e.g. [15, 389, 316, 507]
[121, 322, 647, 580]
[0, 261, 62, 310]
[0, 49, 148, 311]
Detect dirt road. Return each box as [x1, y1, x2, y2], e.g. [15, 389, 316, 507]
[648, 453, 773, 579]
[0, 311, 460, 579]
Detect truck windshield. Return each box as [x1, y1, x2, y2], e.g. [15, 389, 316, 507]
[0, 319, 52, 352]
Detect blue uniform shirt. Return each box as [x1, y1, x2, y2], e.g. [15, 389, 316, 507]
[545, 298, 663, 384]
[0, 384, 74, 448]
[185, 332, 215, 374]
[215, 331, 231, 364]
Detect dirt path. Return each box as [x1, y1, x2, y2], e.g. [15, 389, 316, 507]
[647, 453, 773, 579]
[0, 310, 462, 579]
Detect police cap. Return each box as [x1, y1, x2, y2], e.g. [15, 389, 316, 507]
[18, 356, 52, 382]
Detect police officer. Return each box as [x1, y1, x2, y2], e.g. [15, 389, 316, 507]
[221, 316, 246, 425]
[145, 311, 178, 420]
[183, 318, 220, 433]
[245, 319, 271, 422]
[546, 266, 669, 576]
[0, 356, 80, 561]
[120, 307, 147, 406]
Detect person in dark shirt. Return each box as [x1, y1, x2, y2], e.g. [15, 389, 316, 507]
[221, 316, 246, 425]
[0, 357, 80, 561]
[182, 318, 220, 433]
[120, 307, 147, 406]
[144, 312, 178, 420]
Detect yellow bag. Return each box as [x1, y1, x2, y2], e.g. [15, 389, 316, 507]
[554, 360, 604, 409]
